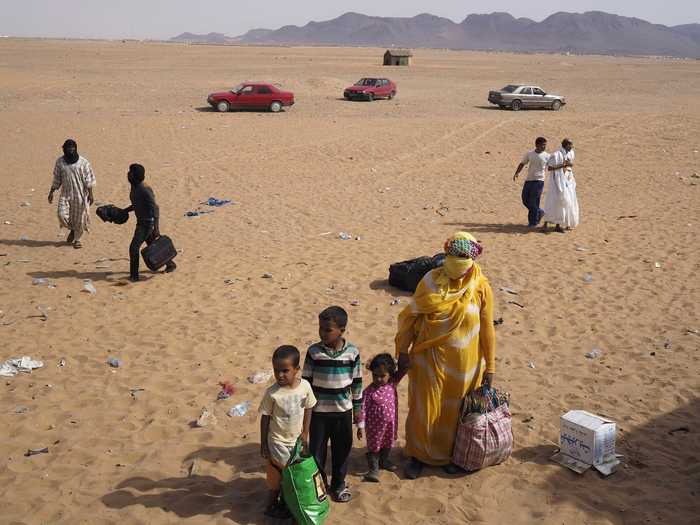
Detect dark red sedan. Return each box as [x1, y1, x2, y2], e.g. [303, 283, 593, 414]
[343, 78, 396, 101]
[207, 82, 295, 113]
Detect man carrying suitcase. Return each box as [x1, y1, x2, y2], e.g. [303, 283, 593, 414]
[125, 163, 176, 282]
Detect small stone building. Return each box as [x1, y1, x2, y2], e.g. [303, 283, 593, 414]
[383, 49, 412, 66]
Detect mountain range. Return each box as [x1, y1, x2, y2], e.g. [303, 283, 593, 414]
[171, 11, 700, 58]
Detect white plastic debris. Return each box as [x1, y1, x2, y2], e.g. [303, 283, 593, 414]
[338, 232, 352, 240]
[37, 305, 49, 321]
[0, 356, 45, 377]
[248, 370, 273, 384]
[32, 278, 49, 286]
[527, 361, 536, 369]
[228, 401, 251, 417]
[585, 348, 602, 359]
[390, 298, 401, 305]
[499, 287, 519, 295]
[583, 273, 593, 284]
[82, 279, 96, 294]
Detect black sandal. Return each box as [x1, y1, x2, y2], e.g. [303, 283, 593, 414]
[404, 457, 424, 479]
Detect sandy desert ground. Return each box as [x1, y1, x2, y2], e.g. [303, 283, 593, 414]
[0, 39, 699, 525]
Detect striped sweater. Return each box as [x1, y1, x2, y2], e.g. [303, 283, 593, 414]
[302, 340, 363, 423]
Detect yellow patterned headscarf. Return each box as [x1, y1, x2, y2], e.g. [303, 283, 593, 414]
[441, 232, 482, 280]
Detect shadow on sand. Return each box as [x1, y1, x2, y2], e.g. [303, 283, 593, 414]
[27, 269, 138, 284]
[0, 238, 68, 248]
[442, 222, 542, 235]
[369, 278, 413, 298]
[102, 443, 284, 524]
[193, 106, 288, 114]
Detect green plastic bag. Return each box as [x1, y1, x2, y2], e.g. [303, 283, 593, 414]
[281, 440, 330, 525]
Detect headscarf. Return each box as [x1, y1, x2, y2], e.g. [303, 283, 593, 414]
[441, 232, 483, 280]
[62, 139, 79, 165]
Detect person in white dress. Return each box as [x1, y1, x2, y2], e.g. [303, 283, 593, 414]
[47, 139, 96, 249]
[542, 138, 578, 233]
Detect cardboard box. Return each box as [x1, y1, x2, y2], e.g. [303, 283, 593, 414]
[551, 410, 618, 475]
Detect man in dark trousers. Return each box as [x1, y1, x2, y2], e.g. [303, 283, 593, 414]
[125, 163, 176, 282]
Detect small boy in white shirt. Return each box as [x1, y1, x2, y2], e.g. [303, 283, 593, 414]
[260, 345, 317, 518]
[513, 136, 550, 227]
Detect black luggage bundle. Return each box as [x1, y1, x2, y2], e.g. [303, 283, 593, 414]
[389, 253, 445, 292]
[96, 205, 129, 225]
[141, 235, 177, 271]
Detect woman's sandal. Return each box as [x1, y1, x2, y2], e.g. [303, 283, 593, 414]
[332, 487, 352, 503]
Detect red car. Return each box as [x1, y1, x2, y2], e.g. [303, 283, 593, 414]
[207, 82, 295, 113]
[343, 78, 396, 101]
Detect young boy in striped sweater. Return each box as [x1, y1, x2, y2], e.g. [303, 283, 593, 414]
[302, 306, 363, 503]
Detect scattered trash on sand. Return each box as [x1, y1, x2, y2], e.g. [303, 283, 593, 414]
[583, 273, 593, 284]
[195, 408, 215, 428]
[349, 300, 360, 307]
[687, 329, 699, 337]
[37, 305, 49, 321]
[15, 406, 29, 414]
[32, 278, 49, 286]
[551, 410, 619, 476]
[204, 197, 233, 207]
[338, 232, 352, 240]
[654, 262, 662, 269]
[19, 234, 29, 241]
[390, 298, 401, 306]
[616, 215, 638, 220]
[493, 317, 504, 326]
[507, 300, 525, 308]
[82, 279, 96, 295]
[527, 362, 536, 369]
[585, 348, 602, 359]
[20, 201, 31, 208]
[57, 358, 66, 368]
[25, 447, 49, 457]
[184, 210, 214, 217]
[228, 401, 251, 417]
[217, 381, 235, 400]
[248, 370, 273, 384]
[575, 246, 589, 252]
[107, 357, 122, 368]
[129, 388, 145, 400]
[319, 231, 332, 236]
[0, 356, 44, 377]
[262, 273, 273, 279]
[499, 287, 519, 295]
[668, 426, 690, 435]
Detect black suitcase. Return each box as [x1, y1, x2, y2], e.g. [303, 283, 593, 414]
[141, 235, 177, 271]
[389, 253, 445, 292]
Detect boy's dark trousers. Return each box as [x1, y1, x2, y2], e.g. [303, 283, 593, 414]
[129, 218, 175, 278]
[521, 180, 545, 226]
[309, 410, 353, 493]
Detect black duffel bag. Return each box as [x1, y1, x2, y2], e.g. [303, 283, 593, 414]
[96, 205, 129, 225]
[389, 253, 445, 292]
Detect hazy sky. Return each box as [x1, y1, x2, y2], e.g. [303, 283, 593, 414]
[0, 1, 697, 40]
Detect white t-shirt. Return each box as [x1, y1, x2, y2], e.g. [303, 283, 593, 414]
[521, 150, 551, 181]
[260, 378, 317, 446]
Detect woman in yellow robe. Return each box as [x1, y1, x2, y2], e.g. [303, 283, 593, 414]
[395, 232, 496, 478]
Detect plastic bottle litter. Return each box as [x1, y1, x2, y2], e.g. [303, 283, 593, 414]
[248, 370, 273, 384]
[82, 279, 97, 294]
[583, 273, 593, 284]
[338, 232, 352, 240]
[228, 401, 251, 417]
[32, 278, 49, 286]
[107, 357, 122, 368]
[585, 348, 602, 359]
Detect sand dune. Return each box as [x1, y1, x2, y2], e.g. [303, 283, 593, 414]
[0, 40, 699, 524]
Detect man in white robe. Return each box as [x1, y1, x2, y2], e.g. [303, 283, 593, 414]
[48, 139, 96, 248]
[543, 138, 579, 232]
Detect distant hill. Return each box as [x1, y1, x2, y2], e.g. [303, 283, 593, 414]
[171, 11, 700, 58]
